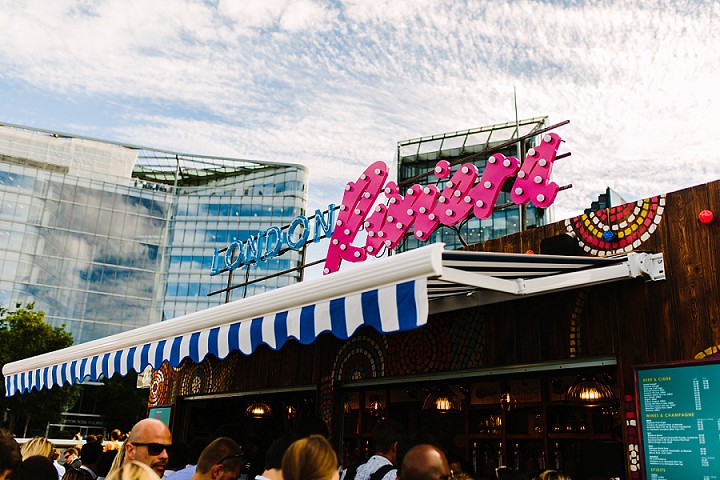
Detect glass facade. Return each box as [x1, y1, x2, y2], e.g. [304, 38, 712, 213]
[0, 124, 307, 344]
[164, 167, 306, 320]
[396, 117, 551, 252]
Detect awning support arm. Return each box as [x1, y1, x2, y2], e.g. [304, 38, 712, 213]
[518, 252, 666, 295]
[435, 267, 521, 294]
[437, 252, 666, 296]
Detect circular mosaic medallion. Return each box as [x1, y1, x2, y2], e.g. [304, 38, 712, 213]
[695, 345, 720, 359]
[181, 362, 213, 396]
[333, 335, 386, 381]
[212, 352, 238, 393]
[565, 195, 665, 256]
[148, 369, 166, 406]
[388, 322, 451, 375]
[318, 376, 334, 430]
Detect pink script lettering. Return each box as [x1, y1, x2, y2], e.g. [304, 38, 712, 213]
[323, 133, 563, 274]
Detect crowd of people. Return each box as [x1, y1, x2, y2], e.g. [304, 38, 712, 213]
[0, 417, 587, 480]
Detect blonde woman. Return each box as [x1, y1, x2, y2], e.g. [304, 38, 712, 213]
[282, 435, 339, 480]
[105, 461, 160, 480]
[106, 438, 128, 478]
[20, 437, 54, 460]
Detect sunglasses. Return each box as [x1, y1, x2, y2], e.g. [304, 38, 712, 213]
[131, 442, 173, 456]
[218, 453, 242, 464]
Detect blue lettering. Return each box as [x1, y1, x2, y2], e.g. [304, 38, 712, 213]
[286, 216, 310, 249]
[224, 241, 245, 271]
[209, 205, 337, 275]
[210, 248, 224, 276]
[263, 226, 285, 259]
[244, 232, 265, 265]
[313, 205, 335, 243]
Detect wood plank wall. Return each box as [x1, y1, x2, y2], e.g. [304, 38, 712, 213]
[162, 179, 720, 407]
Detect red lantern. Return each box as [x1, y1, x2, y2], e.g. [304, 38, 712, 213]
[699, 210, 714, 224]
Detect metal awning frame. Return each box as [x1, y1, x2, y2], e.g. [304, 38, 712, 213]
[436, 251, 665, 296]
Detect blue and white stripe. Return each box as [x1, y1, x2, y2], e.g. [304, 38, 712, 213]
[4, 278, 427, 396]
[5, 245, 659, 398]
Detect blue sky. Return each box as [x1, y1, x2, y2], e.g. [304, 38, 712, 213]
[1, 0, 718, 220]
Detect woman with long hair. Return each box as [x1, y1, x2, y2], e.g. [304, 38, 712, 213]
[281, 435, 339, 480]
[19, 437, 54, 461]
[105, 461, 160, 480]
[105, 437, 128, 478]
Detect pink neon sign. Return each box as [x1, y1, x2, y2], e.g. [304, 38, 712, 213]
[323, 132, 563, 274]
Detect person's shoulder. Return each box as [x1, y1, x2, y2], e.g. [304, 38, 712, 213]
[165, 465, 196, 480]
[355, 456, 393, 480]
[78, 466, 98, 480]
[375, 464, 397, 480]
[381, 467, 397, 480]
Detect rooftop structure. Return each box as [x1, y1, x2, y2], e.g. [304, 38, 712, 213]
[396, 117, 552, 251]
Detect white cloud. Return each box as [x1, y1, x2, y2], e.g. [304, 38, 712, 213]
[0, 0, 718, 222]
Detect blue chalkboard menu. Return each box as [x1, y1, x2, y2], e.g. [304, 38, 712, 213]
[636, 360, 720, 480]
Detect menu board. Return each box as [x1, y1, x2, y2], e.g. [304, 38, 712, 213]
[636, 361, 720, 480]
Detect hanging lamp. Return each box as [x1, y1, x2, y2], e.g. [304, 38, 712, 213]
[245, 401, 273, 418]
[423, 388, 463, 413]
[566, 375, 617, 406]
[368, 398, 385, 417]
[499, 382, 517, 411]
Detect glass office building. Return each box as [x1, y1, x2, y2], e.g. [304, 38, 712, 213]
[396, 117, 551, 252]
[0, 123, 307, 344]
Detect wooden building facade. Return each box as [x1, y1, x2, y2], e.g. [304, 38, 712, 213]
[146, 178, 719, 479]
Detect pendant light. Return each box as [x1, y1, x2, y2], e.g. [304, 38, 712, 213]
[499, 382, 517, 411]
[368, 398, 385, 417]
[245, 401, 273, 418]
[566, 375, 617, 406]
[423, 388, 463, 413]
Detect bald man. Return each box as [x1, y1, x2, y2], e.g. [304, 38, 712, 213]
[397, 444, 451, 480]
[124, 418, 173, 477]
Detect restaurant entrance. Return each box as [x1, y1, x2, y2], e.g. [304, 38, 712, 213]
[338, 359, 624, 480]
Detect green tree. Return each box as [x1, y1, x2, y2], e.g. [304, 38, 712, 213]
[0, 304, 77, 436]
[94, 372, 149, 433]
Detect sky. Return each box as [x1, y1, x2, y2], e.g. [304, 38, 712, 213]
[1, 0, 719, 222]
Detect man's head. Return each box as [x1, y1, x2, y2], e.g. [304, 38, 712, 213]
[193, 437, 243, 480]
[0, 429, 21, 480]
[63, 448, 78, 464]
[263, 434, 298, 475]
[15, 455, 57, 480]
[398, 444, 451, 480]
[124, 418, 173, 476]
[372, 419, 405, 463]
[81, 440, 104, 468]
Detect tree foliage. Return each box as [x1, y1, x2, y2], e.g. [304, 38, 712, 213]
[0, 304, 77, 435]
[94, 372, 150, 433]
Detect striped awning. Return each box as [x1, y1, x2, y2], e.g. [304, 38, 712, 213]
[3, 243, 666, 396]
